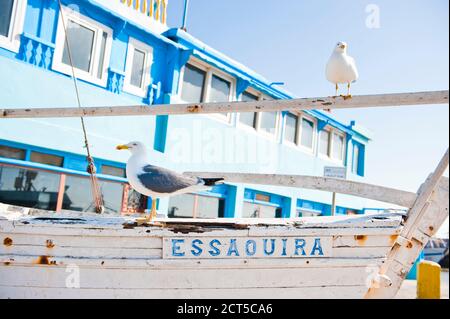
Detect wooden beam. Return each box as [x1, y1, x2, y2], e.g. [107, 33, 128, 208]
[184, 172, 418, 208]
[1, 90, 448, 119]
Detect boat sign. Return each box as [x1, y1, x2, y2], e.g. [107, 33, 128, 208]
[163, 237, 332, 259]
[324, 166, 347, 179]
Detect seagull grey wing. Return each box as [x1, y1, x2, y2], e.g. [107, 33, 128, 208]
[137, 165, 202, 194]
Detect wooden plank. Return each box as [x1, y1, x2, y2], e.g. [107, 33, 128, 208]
[365, 151, 449, 298]
[333, 246, 391, 258]
[0, 285, 369, 299]
[0, 265, 372, 289]
[1, 90, 447, 119]
[333, 235, 397, 247]
[184, 173, 417, 208]
[1, 255, 386, 269]
[0, 245, 162, 259]
[0, 233, 162, 249]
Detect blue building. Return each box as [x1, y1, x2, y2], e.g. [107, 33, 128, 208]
[0, 0, 372, 218]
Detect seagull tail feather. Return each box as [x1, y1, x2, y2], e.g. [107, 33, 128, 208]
[201, 178, 225, 186]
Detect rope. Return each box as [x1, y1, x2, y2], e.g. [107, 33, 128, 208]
[57, 0, 104, 213]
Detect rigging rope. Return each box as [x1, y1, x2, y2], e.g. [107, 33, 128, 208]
[57, 0, 104, 213]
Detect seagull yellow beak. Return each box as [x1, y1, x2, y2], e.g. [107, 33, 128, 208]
[116, 144, 129, 150]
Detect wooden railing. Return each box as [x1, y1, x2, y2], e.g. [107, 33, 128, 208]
[120, 0, 168, 25]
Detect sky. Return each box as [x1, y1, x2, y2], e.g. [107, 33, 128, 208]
[167, 0, 449, 236]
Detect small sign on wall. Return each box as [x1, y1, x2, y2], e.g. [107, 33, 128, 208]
[324, 166, 347, 179]
[163, 237, 332, 259]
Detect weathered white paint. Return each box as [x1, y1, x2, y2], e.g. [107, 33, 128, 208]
[1, 90, 447, 119]
[0, 204, 400, 299]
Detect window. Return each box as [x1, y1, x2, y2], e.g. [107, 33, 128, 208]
[300, 117, 315, 149]
[239, 91, 258, 128]
[168, 193, 224, 218]
[332, 132, 345, 161]
[124, 38, 153, 97]
[30, 151, 64, 167]
[319, 130, 331, 156]
[0, 165, 60, 210]
[0, 0, 26, 53]
[208, 74, 231, 103]
[0, 145, 26, 160]
[101, 165, 125, 178]
[53, 7, 112, 86]
[284, 113, 298, 144]
[352, 142, 365, 176]
[181, 63, 206, 103]
[62, 175, 123, 214]
[180, 59, 235, 122]
[242, 202, 280, 218]
[259, 112, 278, 135]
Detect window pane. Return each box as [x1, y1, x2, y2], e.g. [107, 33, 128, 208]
[30, 152, 64, 167]
[99, 180, 123, 214]
[181, 64, 206, 103]
[0, 0, 14, 37]
[0, 166, 60, 210]
[260, 112, 277, 135]
[208, 75, 231, 102]
[239, 91, 258, 127]
[242, 202, 277, 218]
[0, 145, 26, 160]
[62, 20, 95, 72]
[332, 133, 344, 160]
[62, 175, 123, 214]
[300, 118, 314, 148]
[284, 113, 298, 144]
[97, 31, 108, 79]
[101, 165, 125, 178]
[352, 144, 360, 174]
[130, 48, 146, 88]
[319, 130, 330, 156]
[168, 193, 195, 218]
[196, 196, 223, 218]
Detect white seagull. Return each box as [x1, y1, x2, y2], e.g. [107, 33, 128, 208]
[116, 141, 224, 222]
[326, 41, 359, 97]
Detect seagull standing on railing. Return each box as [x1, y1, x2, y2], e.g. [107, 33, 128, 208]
[326, 41, 359, 97]
[116, 141, 224, 222]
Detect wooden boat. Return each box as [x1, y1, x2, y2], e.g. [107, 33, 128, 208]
[0, 91, 448, 298]
[0, 150, 447, 299]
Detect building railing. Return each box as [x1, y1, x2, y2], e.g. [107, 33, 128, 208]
[120, 0, 168, 25]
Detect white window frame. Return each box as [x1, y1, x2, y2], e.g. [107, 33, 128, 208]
[283, 112, 299, 146]
[52, 6, 113, 87]
[123, 38, 153, 97]
[318, 126, 346, 164]
[178, 58, 235, 124]
[283, 112, 317, 154]
[0, 0, 27, 53]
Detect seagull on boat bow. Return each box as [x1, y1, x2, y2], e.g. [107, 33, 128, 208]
[326, 41, 359, 97]
[116, 141, 224, 222]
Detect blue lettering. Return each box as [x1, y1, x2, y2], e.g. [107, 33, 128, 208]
[294, 239, 306, 256]
[281, 238, 288, 256]
[227, 239, 240, 256]
[172, 239, 185, 257]
[263, 239, 276, 256]
[208, 239, 221, 256]
[191, 239, 203, 256]
[311, 238, 324, 256]
[245, 240, 256, 256]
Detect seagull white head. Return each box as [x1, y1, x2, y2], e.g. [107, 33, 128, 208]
[116, 141, 147, 155]
[334, 41, 348, 53]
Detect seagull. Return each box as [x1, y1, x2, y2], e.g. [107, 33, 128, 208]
[116, 141, 224, 222]
[326, 41, 359, 97]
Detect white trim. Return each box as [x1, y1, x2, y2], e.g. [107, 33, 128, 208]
[298, 113, 317, 154]
[123, 38, 153, 98]
[52, 6, 113, 87]
[0, 0, 27, 53]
